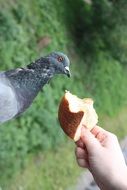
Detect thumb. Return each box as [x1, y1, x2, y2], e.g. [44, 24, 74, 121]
[81, 127, 101, 152]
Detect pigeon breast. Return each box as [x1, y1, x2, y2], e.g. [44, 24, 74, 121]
[0, 74, 19, 123]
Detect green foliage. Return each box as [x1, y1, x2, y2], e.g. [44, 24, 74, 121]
[0, 0, 85, 183]
[86, 52, 127, 116]
[63, 0, 113, 56]
[5, 143, 80, 190]
[0, 0, 127, 187]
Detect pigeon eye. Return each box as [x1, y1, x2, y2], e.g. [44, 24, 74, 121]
[57, 56, 64, 62]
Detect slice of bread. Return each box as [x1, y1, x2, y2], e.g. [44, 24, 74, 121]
[58, 91, 98, 141]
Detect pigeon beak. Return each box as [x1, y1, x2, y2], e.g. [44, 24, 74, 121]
[64, 66, 71, 78]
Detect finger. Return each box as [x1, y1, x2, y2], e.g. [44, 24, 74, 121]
[91, 125, 108, 137]
[76, 158, 89, 168]
[97, 132, 107, 143]
[75, 139, 88, 153]
[91, 126, 119, 147]
[81, 127, 101, 152]
[92, 126, 118, 145]
[75, 147, 88, 159]
[76, 139, 84, 148]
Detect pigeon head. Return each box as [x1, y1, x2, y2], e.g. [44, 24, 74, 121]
[45, 52, 71, 77]
[27, 52, 71, 77]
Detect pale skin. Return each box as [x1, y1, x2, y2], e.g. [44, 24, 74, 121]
[75, 126, 127, 190]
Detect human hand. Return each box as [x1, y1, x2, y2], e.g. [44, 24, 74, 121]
[75, 126, 127, 190]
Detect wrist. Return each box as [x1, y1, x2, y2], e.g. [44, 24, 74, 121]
[96, 167, 127, 190]
[109, 167, 127, 190]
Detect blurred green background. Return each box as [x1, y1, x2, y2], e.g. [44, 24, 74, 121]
[0, 0, 127, 189]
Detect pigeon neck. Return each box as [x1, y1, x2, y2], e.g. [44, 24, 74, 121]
[8, 67, 53, 92]
[5, 67, 54, 111]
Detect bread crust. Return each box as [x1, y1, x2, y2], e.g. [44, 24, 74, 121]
[58, 97, 84, 139]
[58, 91, 98, 141]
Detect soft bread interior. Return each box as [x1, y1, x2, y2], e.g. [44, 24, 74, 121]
[65, 91, 98, 141]
[65, 91, 91, 112]
[64, 92, 79, 112]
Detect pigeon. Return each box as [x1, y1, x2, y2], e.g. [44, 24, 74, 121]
[0, 52, 71, 124]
